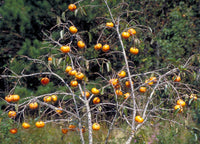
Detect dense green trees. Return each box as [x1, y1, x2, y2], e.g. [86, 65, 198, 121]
[0, 0, 199, 102]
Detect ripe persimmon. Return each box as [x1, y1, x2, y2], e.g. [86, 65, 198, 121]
[12, 94, 20, 102]
[149, 76, 157, 83]
[177, 99, 186, 107]
[190, 94, 197, 101]
[128, 28, 136, 35]
[174, 105, 183, 113]
[115, 89, 123, 96]
[91, 88, 99, 95]
[65, 66, 73, 73]
[69, 26, 78, 34]
[173, 76, 181, 82]
[145, 79, 153, 86]
[94, 43, 102, 50]
[70, 80, 78, 87]
[35, 121, 45, 128]
[135, 116, 144, 123]
[75, 72, 84, 80]
[68, 4, 76, 11]
[9, 128, 17, 134]
[109, 79, 119, 86]
[130, 47, 139, 55]
[124, 92, 130, 99]
[106, 22, 114, 28]
[68, 124, 76, 131]
[118, 70, 126, 78]
[5, 95, 13, 103]
[62, 128, 68, 134]
[48, 57, 52, 61]
[82, 91, 90, 99]
[125, 80, 133, 87]
[121, 32, 130, 39]
[41, 77, 49, 85]
[93, 97, 100, 104]
[102, 44, 110, 52]
[43, 96, 52, 102]
[60, 45, 70, 53]
[92, 123, 100, 130]
[8, 111, 17, 118]
[68, 69, 77, 76]
[56, 107, 63, 114]
[51, 95, 58, 102]
[139, 87, 147, 93]
[77, 41, 85, 49]
[29, 102, 38, 110]
[22, 122, 31, 129]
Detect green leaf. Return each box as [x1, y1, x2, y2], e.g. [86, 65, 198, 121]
[56, 16, 61, 25]
[100, 88, 104, 95]
[15, 104, 18, 112]
[174, 108, 180, 115]
[123, 108, 128, 116]
[194, 133, 198, 141]
[60, 30, 64, 39]
[81, 7, 87, 16]
[63, 59, 66, 71]
[188, 98, 193, 105]
[193, 72, 196, 80]
[88, 32, 92, 43]
[98, 106, 102, 112]
[52, 57, 56, 66]
[142, 58, 148, 62]
[74, 9, 79, 17]
[57, 58, 62, 66]
[106, 61, 111, 72]
[61, 12, 66, 21]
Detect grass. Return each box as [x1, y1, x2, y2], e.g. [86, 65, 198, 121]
[0, 117, 199, 144]
[0, 101, 199, 144]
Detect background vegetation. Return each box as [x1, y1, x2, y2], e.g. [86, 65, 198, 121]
[0, 0, 199, 143]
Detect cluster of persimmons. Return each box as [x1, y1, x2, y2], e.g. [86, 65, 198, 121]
[4, 3, 198, 136]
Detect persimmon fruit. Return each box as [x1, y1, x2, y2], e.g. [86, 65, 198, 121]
[135, 116, 144, 123]
[41, 77, 50, 85]
[60, 45, 70, 53]
[77, 41, 85, 49]
[70, 80, 78, 87]
[118, 70, 126, 78]
[139, 87, 147, 93]
[128, 28, 136, 35]
[35, 121, 45, 128]
[106, 22, 114, 28]
[93, 97, 100, 104]
[62, 128, 68, 134]
[8, 111, 17, 118]
[121, 32, 130, 39]
[177, 99, 186, 107]
[9, 128, 17, 134]
[91, 88, 99, 95]
[29, 102, 38, 110]
[102, 44, 110, 52]
[68, 4, 76, 11]
[130, 47, 139, 55]
[174, 105, 183, 113]
[94, 43, 102, 50]
[65, 66, 73, 73]
[69, 26, 78, 34]
[22, 122, 31, 129]
[92, 123, 100, 130]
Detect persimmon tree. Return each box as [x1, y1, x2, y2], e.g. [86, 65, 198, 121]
[1, 0, 199, 144]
